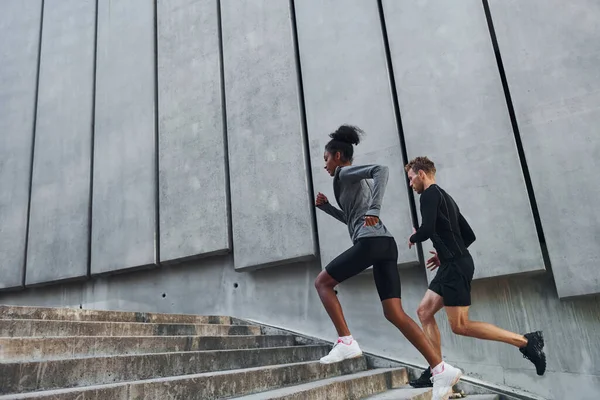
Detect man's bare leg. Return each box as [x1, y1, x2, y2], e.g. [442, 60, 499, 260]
[409, 290, 444, 388]
[445, 306, 527, 347]
[417, 289, 445, 358]
[445, 305, 546, 375]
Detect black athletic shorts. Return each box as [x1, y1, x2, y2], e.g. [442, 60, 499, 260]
[325, 236, 401, 301]
[428, 253, 475, 307]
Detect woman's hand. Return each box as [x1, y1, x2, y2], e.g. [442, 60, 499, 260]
[315, 192, 328, 206]
[364, 215, 379, 226]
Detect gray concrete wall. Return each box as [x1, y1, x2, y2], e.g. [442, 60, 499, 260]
[92, 0, 157, 274]
[1, 255, 598, 399]
[487, 0, 600, 298]
[26, 0, 96, 286]
[0, 0, 599, 398]
[220, 0, 317, 271]
[0, 0, 42, 289]
[382, 0, 544, 281]
[295, 0, 418, 269]
[157, 0, 230, 263]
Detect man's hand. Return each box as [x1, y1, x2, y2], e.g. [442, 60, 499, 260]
[315, 192, 328, 206]
[426, 251, 440, 271]
[364, 215, 379, 226]
[408, 227, 416, 248]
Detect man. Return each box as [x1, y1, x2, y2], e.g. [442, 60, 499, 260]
[405, 156, 546, 388]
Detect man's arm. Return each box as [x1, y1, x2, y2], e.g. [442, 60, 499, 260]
[410, 189, 440, 243]
[338, 164, 389, 218]
[317, 202, 347, 224]
[458, 213, 476, 247]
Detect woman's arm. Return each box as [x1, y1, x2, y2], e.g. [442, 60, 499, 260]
[338, 165, 389, 217]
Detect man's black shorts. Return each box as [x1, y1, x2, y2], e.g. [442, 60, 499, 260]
[429, 253, 475, 307]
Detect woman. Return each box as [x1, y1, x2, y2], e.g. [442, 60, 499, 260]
[314, 125, 462, 400]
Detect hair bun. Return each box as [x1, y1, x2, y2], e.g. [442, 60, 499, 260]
[329, 124, 362, 146]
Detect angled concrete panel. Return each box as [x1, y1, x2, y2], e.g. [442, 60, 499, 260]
[382, 0, 544, 280]
[221, 0, 317, 270]
[488, 0, 600, 297]
[91, 0, 156, 274]
[0, 1, 42, 290]
[295, 0, 418, 269]
[157, 0, 230, 263]
[26, 0, 96, 286]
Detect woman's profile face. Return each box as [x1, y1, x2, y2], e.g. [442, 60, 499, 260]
[323, 150, 341, 176]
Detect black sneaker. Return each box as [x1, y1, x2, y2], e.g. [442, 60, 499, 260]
[409, 367, 433, 388]
[520, 331, 546, 376]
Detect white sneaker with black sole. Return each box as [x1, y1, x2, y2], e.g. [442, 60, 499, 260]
[319, 338, 363, 364]
[431, 363, 463, 400]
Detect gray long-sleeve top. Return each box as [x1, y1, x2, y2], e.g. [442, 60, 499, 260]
[317, 164, 393, 244]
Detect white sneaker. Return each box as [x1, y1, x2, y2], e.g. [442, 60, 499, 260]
[431, 363, 463, 400]
[319, 339, 363, 364]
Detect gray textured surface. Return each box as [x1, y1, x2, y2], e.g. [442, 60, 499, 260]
[0, 306, 513, 399]
[295, 0, 418, 270]
[0, 346, 330, 394]
[91, 0, 157, 274]
[234, 368, 407, 399]
[26, 0, 95, 286]
[0, 359, 367, 399]
[0, 335, 295, 362]
[382, 0, 545, 281]
[504, 368, 600, 400]
[488, 0, 600, 297]
[0, 304, 229, 324]
[0, 319, 259, 337]
[0, 1, 42, 290]
[364, 387, 431, 400]
[3, 255, 598, 399]
[157, 0, 230, 263]
[221, 0, 317, 270]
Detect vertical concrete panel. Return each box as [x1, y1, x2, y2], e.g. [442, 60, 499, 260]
[157, 0, 230, 263]
[0, 1, 42, 290]
[221, 0, 317, 270]
[382, 0, 544, 280]
[488, 0, 600, 297]
[26, 0, 96, 286]
[295, 0, 418, 269]
[92, 0, 156, 274]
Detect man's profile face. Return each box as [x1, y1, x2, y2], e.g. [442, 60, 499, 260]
[407, 169, 425, 194]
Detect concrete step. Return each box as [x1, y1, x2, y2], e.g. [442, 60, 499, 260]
[0, 358, 368, 399]
[231, 367, 408, 399]
[365, 389, 501, 400]
[363, 387, 432, 400]
[0, 334, 297, 362]
[0, 305, 231, 324]
[0, 345, 333, 395]
[0, 319, 260, 338]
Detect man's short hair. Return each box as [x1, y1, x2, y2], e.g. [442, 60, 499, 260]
[405, 156, 436, 175]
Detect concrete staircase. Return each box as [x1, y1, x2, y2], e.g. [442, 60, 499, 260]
[0, 305, 501, 399]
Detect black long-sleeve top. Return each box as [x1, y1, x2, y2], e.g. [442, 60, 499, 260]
[410, 184, 476, 262]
